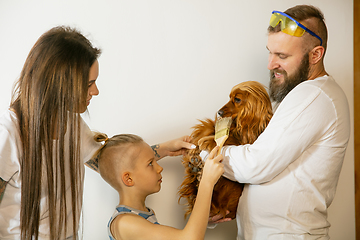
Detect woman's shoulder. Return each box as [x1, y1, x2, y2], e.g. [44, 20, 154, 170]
[0, 109, 21, 181]
[0, 108, 20, 138]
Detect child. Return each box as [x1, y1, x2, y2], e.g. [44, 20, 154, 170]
[94, 133, 224, 240]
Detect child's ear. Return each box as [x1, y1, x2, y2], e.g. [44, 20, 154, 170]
[122, 172, 134, 187]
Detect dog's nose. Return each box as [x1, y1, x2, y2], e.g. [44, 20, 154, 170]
[217, 110, 224, 118]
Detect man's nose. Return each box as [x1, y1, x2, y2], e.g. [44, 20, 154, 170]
[267, 55, 279, 70]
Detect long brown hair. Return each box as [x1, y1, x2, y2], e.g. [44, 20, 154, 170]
[10, 26, 101, 239]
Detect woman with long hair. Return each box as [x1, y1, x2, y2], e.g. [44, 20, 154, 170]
[0, 26, 193, 239]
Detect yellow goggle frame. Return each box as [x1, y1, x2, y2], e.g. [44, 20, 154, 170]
[270, 11, 322, 46]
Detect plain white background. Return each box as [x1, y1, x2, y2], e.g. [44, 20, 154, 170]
[0, 0, 354, 239]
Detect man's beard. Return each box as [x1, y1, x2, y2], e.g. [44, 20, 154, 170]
[269, 52, 310, 103]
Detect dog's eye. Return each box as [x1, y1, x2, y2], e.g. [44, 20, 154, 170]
[234, 97, 241, 103]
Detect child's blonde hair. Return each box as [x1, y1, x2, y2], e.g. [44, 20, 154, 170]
[93, 132, 144, 190]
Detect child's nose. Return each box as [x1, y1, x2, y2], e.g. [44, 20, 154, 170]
[157, 164, 163, 173]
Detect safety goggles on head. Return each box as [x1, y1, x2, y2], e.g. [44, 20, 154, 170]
[270, 10, 323, 46]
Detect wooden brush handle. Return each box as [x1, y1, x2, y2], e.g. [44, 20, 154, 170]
[216, 136, 228, 156]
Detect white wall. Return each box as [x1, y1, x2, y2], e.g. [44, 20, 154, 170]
[0, 0, 354, 239]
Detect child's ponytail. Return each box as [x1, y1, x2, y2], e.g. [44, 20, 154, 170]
[93, 132, 109, 144]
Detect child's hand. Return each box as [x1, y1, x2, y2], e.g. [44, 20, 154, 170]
[201, 146, 224, 186]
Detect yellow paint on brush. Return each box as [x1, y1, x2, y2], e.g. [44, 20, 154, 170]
[214, 117, 232, 156]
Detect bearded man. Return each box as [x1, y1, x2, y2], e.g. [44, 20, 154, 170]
[206, 5, 350, 239]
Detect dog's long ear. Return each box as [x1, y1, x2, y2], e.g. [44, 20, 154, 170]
[234, 85, 272, 144]
[251, 85, 273, 134]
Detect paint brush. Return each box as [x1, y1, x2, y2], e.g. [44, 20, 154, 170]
[214, 117, 232, 156]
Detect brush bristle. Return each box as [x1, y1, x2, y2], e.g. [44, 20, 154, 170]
[214, 117, 232, 140]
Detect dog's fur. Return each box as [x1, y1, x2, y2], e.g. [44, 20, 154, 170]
[178, 81, 273, 219]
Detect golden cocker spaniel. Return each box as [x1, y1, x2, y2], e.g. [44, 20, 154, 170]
[178, 81, 273, 220]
